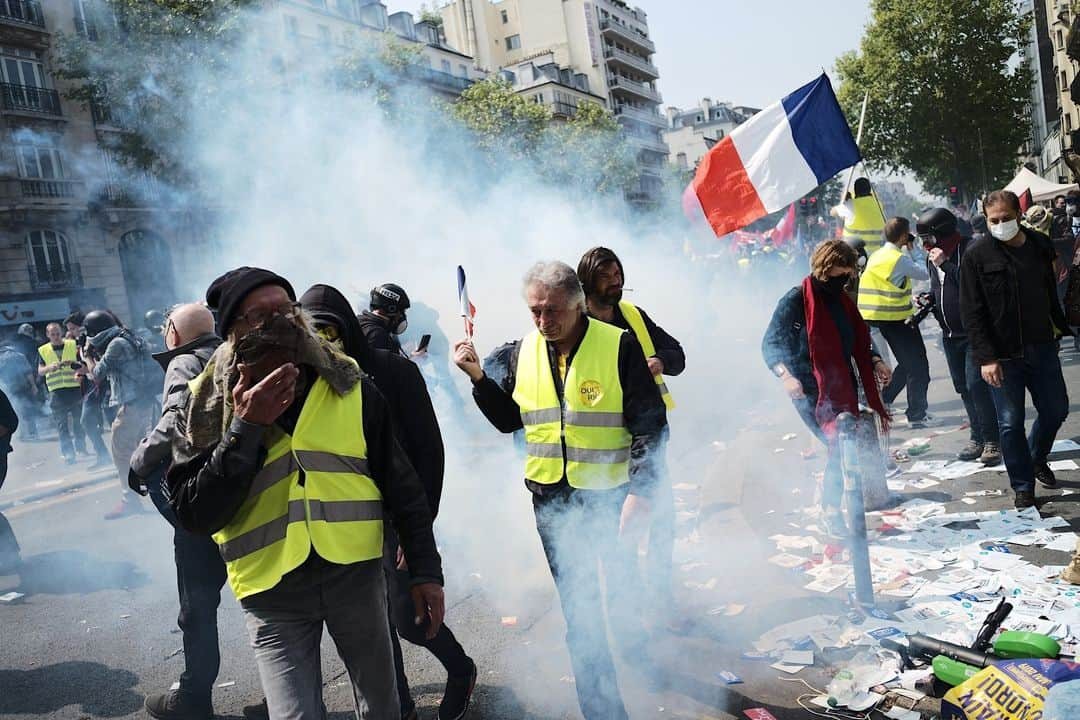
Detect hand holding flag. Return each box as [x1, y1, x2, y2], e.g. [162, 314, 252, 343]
[458, 265, 476, 340]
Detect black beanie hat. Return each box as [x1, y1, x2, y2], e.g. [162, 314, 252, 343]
[205, 267, 296, 337]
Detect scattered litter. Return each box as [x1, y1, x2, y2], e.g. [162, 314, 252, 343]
[0, 592, 25, 603]
[170, 682, 180, 691]
[743, 711, 778, 720]
[559, 675, 575, 684]
[905, 460, 949, 475]
[120, 614, 131, 619]
[166, 647, 183, 659]
[782, 433, 798, 441]
[1048, 459, 1079, 471]
[906, 477, 940, 489]
[965, 489, 1005, 497]
[801, 448, 818, 460]
[1052, 439, 1080, 453]
[500, 617, 518, 627]
[671, 483, 699, 491]
[716, 670, 743, 684]
[781, 650, 814, 665]
[468, 573, 483, 581]
[216, 681, 235, 688]
[768, 553, 807, 569]
[708, 603, 746, 617]
[773, 448, 784, 454]
[769, 661, 806, 674]
[961, 498, 977, 505]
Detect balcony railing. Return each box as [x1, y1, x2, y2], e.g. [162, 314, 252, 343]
[409, 66, 473, 93]
[91, 99, 136, 128]
[552, 100, 578, 118]
[598, 18, 655, 53]
[625, 132, 668, 155]
[0, 83, 61, 116]
[614, 103, 665, 127]
[99, 177, 162, 206]
[603, 46, 658, 79]
[29, 262, 82, 291]
[21, 178, 78, 197]
[0, 0, 44, 28]
[608, 75, 662, 103]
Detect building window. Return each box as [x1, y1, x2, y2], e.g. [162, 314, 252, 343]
[0, 47, 48, 88]
[1064, 70, 1069, 91]
[16, 141, 64, 179]
[459, 64, 468, 77]
[696, 115, 703, 122]
[26, 230, 74, 284]
[532, 93, 543, 103]
[73, 0, 99, 40]
[676, 152, 687, 169]
[441, 59, 451, 73]
[1059, 30, 1065, 50]
[1068, 113, 1074, 133]
[505, 34, 521, 50]
[501, 9, 508, 23]
[284, 16, 298, 41]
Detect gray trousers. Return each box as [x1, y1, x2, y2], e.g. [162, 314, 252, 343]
[241, 555, 399, 720]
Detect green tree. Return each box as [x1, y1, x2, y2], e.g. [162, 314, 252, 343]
[835, 0, 1031, 201]
[450, 77, 552, 162]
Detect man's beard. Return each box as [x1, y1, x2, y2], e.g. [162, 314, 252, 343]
[598, 288, 623, 307]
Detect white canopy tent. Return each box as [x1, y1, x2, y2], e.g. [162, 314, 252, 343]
[1005, 167, 1079, 202]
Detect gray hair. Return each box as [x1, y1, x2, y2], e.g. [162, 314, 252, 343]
[522, 261, 586, 311]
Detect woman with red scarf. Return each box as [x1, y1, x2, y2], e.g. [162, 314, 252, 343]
[762, 240, 893, 537]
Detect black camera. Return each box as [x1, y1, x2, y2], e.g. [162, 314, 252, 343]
[907, 292, 936, 327]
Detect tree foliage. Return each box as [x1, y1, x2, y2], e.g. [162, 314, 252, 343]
[450, 77, 636, 196]
[835, 0, 1031, 200]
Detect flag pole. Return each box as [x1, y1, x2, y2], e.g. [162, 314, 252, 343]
[843, 91, 870, 198]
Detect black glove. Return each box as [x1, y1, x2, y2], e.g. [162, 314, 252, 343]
[127, 467, 148, 496]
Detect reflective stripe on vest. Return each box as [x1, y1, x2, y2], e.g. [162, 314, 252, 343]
[618, 300, 675, 410]
[212, 376, 383, 600]
[842, 196, 886, 254]
[511, 320, 632, 490]
[37, 340, 80, 392]
[857, 244, 913, 321]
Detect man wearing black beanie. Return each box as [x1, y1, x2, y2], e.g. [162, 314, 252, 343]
[167, 267, 445, 720]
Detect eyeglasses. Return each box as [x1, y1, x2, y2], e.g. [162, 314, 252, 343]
[235, 302, 302, 329]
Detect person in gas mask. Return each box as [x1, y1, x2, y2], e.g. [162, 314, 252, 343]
[763, 240, 892, 537]
[917, 208, 1001, 466]
[79, 309, 164, 519]
[960, 190, 1072, 510]
[166, 267, 445, 720]
[301, 283, 476, 720]
[358, 282, 410, 356]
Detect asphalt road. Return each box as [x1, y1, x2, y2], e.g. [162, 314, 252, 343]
[4, 331, 1080, 720]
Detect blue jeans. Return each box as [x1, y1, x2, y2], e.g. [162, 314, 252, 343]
[942, 336, 999, 444]
[794, 396, 843, 509]
[989, 342, 1070, 493]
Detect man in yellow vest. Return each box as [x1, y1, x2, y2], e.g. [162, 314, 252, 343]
[166, 267, 445, 720]
[452, 260, 667, 720]
[857, 217, 941, 429]
[576, 246, 684, 623]
[836, 177, 887, 254]
[37, 322, 86, 465]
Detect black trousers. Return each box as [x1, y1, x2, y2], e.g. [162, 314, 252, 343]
[533, 484, 645, 720]
[941, 336, 999, 445]
[383, 526, 472, 716]
[871, 320, 930, 421]
[150, 482, 228, 700]
[49, 387, 85, 458]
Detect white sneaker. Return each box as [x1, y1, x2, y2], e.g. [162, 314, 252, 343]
[908, 413, 945, 429]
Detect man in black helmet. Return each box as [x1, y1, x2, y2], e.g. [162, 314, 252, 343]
[358, 283, 410, 356]
[79, 309, 163, 519]
[917, 208, 1001, 466]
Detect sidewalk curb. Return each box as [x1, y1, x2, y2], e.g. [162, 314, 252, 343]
[0, 471, 116, 512]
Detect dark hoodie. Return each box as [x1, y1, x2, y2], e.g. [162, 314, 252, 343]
[300, 285, 445, 518]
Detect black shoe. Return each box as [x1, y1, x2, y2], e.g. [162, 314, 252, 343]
[144, 690, 213, 720]
[957, 441, 984, 462]
[1035, 463, 1058, 488]
[242, 699, 268, 720]
[979, 442, 1002, 467]
[440, 658, 477, 720]
[1014, 491, 1036, 509]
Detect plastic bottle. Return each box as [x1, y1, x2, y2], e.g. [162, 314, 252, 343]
[826, 669, 858, 708]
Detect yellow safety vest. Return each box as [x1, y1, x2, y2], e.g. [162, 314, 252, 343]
[618, 301, 675, 410]
[512, 320, 631, 490]
[37, 340, 80, 392]
[843, 195, 886, 254]
[857, 244, 913, 321]
[212, 376, 384, 600]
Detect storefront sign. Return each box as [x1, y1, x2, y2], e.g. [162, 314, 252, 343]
[0, 297, 72, 326]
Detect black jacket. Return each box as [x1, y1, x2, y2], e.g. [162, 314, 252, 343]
[592, 304, 686, 376]
[927, 235, 971, 339]
[471, 317, 667, 497]
[960, 229, 1072, 365]
[168, 374, 443, 586]
[0, 387, 16, 457]
[358, 311, 404, 356]
[761, 286, 881, 401]
[301, 285, 445, 518]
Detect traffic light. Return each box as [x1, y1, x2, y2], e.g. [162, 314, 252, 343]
[809, 197, 818, 214]
[948, 186, 959, 204]
[799, 198, 809, 216]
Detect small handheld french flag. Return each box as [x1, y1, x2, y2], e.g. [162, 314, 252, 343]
[458, 265, 476, 339]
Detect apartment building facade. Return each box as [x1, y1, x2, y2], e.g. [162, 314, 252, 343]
[662, 99, 758, 172]
[0, 0, 482, 335]
[439, 0, 668, 204]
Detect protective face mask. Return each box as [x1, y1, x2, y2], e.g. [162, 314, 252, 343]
[814, 275, 849, 296]
[393, 317, 408, 335]
[1068, 204, 1077, 217]
[990, 219, 1019, 242]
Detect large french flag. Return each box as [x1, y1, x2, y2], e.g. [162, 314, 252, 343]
[686, 74, 860, 238]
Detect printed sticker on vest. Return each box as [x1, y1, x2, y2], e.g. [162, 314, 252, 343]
[579, 380, 604, 407]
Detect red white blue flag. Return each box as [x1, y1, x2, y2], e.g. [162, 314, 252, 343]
[685, 74, 860, 238]
[457, 265, 476, 339]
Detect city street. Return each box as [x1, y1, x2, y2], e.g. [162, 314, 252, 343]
[4, 335, 1080, 719]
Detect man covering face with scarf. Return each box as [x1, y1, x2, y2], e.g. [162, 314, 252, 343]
[166, 267, 445, 720]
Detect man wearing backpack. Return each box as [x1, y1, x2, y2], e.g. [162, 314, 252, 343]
[79, 309, 164, 519]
